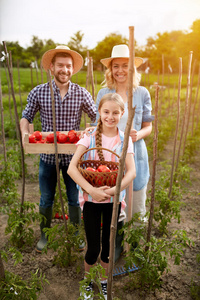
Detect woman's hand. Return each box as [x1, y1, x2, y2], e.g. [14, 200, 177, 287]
[130, 129, 138, 142]
[89, 186, 111, 202]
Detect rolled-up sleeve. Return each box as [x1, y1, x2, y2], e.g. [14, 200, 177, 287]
[22, 87, 40, 123]
[82, 90, 97, 123]
[142, 88, 155, 122]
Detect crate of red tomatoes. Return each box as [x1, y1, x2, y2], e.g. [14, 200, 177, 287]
[24, 128, 81, 154]
[78, 147, 121, 187]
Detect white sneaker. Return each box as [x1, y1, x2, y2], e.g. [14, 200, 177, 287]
[80, 281, 93, 299]
[101, 282, 107, 300]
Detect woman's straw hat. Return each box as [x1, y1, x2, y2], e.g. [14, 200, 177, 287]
[42, 45, 83, 74]
[100, 44, 144, 68]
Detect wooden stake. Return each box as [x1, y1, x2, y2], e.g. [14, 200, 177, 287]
[169, 58, 182, 198]
[17, 60, 23, 112]
[107, 26, 136, 300]
[35, 57, 39, 85]
[3, 63, 13, 122]
[40, 60, 44, 84]
[175, 51, 193, 169]
[193, 63, 200, 134]
[47, 70, 68, 234]
[146, 84, 159, 244]
[3, 41, 25, 211]
[182, 58, 196, 154]
[0, 65, 7, 163]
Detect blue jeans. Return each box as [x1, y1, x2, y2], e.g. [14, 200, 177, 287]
[39, 159, 79, 208]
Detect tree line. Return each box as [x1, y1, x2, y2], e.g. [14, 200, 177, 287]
[1, 19, 200, 73]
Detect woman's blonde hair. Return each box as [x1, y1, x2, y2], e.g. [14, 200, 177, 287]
[102, 60, 141, 90]
[95, 93, 124, 160]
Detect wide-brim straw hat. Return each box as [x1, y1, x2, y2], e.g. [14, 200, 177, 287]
[100, 44, 144, 68]
[41, 45, 83, 75]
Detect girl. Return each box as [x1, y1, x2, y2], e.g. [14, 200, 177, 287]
[67, 93, 136, 299]
[95, 44, 154, 261]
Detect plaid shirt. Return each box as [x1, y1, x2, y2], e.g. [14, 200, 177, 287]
[22, 80, 96, 165]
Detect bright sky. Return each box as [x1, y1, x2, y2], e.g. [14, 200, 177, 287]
[0, 0, 200, 49]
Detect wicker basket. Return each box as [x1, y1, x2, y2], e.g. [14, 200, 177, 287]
[78, 147, 122, 187]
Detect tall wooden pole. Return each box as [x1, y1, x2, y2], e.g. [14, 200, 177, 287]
[47, 70, 68, 234]
[192, 63, 200, 134]
[183, 58, 196, 153]
[107, 26, 135, 300]
[3, 41, 25, 210]
[0, 66, 7, 164]
[146, 84, 159, 244]
[168, 58, 182, 198]
[175, 51, 193, 169]
[17, 60, 23, 112]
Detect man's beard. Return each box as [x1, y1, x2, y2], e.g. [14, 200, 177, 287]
[54, 72, 70, 84]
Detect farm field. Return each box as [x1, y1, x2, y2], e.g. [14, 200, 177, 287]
[0, 68, 200, 299]
[0, 132, 199, 300]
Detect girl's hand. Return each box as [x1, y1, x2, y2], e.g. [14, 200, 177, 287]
[80, 127, 95, 138]
[104, 187, 115, 197]
[89, 186, 111, 202]
[130, 129, 138, 142]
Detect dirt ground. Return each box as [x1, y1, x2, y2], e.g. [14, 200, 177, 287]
[0, 142, 200, 300]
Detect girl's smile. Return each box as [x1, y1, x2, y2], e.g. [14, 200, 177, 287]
[99, 100, 124, 133]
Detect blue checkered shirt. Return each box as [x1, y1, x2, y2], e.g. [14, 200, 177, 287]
[22, 79, 96, 165]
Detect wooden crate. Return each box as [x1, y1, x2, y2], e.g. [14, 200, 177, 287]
[24, 130, 81, 154]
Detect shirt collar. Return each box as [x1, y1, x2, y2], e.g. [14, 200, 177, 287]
[51, 79, 72, 96]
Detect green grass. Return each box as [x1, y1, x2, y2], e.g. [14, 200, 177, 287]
[1, 67, 199, 95]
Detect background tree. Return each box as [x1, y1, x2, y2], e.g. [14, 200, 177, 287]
[67, 31, 88, 61]
[90, 33, 129, 69]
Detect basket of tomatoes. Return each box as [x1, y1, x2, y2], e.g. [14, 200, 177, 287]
[78, 147, 121, 187]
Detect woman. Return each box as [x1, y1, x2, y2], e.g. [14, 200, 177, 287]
[95, 44, 154, 261]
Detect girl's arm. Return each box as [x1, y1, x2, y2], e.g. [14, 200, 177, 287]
[130, 121, 152, 142]
[67, 145, 111, 202]
[104, 153, 136, 197]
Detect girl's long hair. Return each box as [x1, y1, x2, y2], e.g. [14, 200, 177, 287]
[102, 60, 141, 90]
[95, 93, 124, 160]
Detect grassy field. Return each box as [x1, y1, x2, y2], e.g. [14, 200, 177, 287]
[1, 67, 199, 95]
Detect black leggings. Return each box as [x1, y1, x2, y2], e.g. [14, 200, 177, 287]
[83, 201, 121, 265]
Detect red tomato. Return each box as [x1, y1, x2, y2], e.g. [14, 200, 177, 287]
[57, 133, 67, 143]
[61, 214, 68, 220]
[86, 167, 97, 172]
[108, 174, 117, 186]
[46, 133, 55, 143]
[29, 134, 37, 143]
[97, 165, 111, 172]
[95, 175, 103, 186]
[68, 130, 77, 143]
[54, 212, 60, 219]
[33, 131, 42, 141]
[40, 139, 46, 143]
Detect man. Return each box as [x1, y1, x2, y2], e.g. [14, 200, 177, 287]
[20, 45, 96, 252]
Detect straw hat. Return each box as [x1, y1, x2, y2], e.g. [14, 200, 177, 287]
[41, 45, 83, 74]
[100, 44, 144, 68]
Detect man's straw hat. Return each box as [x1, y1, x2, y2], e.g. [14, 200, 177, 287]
[100, 44, 144, 68]
[42, 45, 83, 74]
